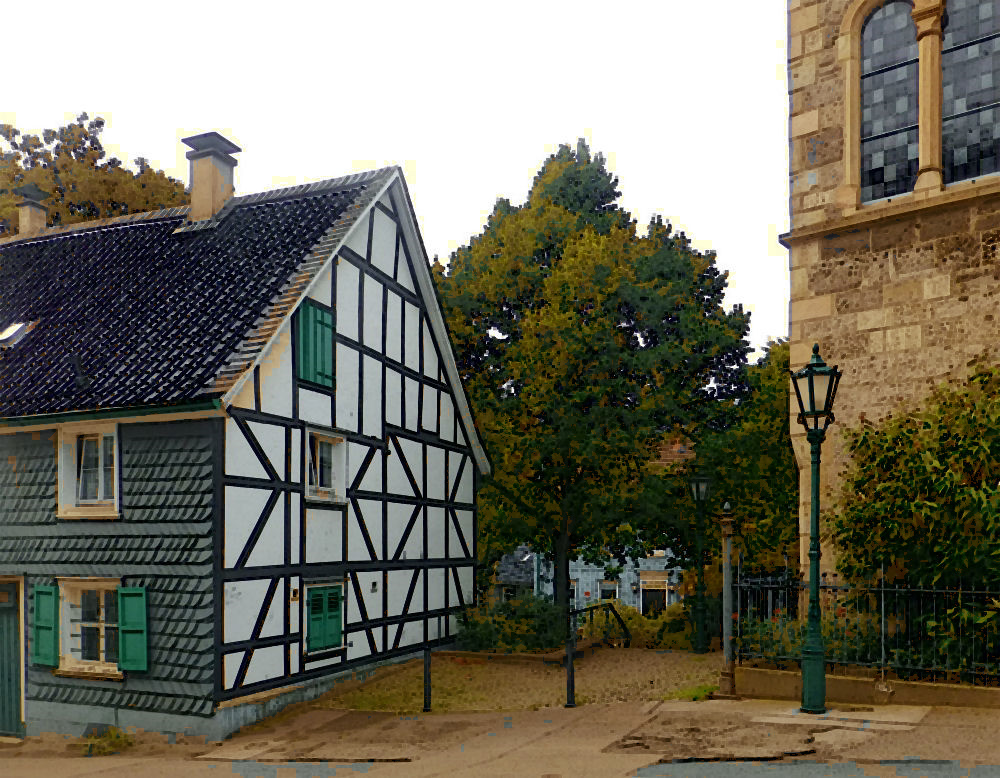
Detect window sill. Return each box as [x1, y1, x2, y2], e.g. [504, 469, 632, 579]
[57, 507, 119, 520]
[304, 492, 347, 506]
[53, 666, 124, 681]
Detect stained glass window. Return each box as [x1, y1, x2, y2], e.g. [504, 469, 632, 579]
[861, 1, 920, 202]
[942, 0, 1000, 184]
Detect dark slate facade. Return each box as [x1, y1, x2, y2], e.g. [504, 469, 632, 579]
[0, 419, 219, 731]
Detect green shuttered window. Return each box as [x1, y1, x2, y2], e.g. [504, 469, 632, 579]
[297, 300, 334, 387]
[32, 586, 59, 666]
[306, 585, 342, 652]
[32, 583, 148, 673]
[117, 588, 148, 671]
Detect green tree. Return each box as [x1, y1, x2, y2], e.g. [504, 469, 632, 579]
[0, 112, 188, 236]
[683, 337, 801, 577]
[432, 140, 752, 634]
[831, 347, 1000, 588]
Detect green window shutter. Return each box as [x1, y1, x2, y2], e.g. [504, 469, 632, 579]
[307, 587, 327, 651]
[327, 586, 342, 647]
[117, 587, 148, 671]
[32, 585, 59, 667]
[297, 303, 315, 383]
[316, 307, 334, 387]
[297, 302, 334, 387]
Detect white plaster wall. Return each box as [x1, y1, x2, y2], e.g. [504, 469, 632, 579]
[385, 368, 402, 427]
[336, 259, 360, 342]
[356, 499, 383, 559]
[358, 448, 383, 492]
[370, 206, 396, 278]
[343, 212, 370, 260]
[289, 575, 300, 633]
[258, 328, 293, 418]
[290, 428, 301, 484]
[335, 344, 359, 432]
[386, 442, 414, 496]
[346, 503, 371, 561]
[298, 388, 332, 428]
[247, 420, 285, 480]
[307, 263, 333, 307]
[427, 506, 445, 559]
[290, 493, 301, 564]
[404, 302, 420, 371]
[225, 418, 268, 480]
[421, 386, 438, 434]
[422, 319, 438, 380]
[457, 462, 473, 504]
[223, 651, 244, 690]
[426, 570, 445, 613]
[448, 451, 464, 498]
[363, 355, 382, 438]
[396, 242, 415, 293]
[347, 629, 378, 662]
[395, 620, 422, 649]
[448, 568, 461, 607]
[457, 566, 473, 607]
[386, 569, 412, 617]
[224, 486, 270, 568]
[243, 644, 284, 686]
[448, 614, 458, 637]
[398, 437, 423, 495]
[404, 377, 419, 432]
[426, 444, 445, 501]
[289, 642, 300, 675]
[305, 654, 345, 670]
[259, 579, 285, 638]
[385, 291, 402, 364]
[440, 393, 454, 443]
[244, 498, 285, 568]
[454, 510, 473, 558]
[379, 191, 394, 211]
[386, 501, 417, 559]
[448, 509, 468, 558]
[224, 578, 270, 643]
[363, 275, 383, 351]
[346, 441, 366, 491]
[304, 507, 342, 563]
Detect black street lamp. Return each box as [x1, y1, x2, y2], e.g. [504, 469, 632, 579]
[790, 342, 842, 715]
[689, 468, 712, 654]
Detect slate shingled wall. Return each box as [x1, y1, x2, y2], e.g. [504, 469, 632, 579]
[0, 419, 218, 725]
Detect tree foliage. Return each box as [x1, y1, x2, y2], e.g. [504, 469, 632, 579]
[682, 338, 801, 575]
[831, 348, 1000, 587]
[0, 112, 188, 236]
[432, 140, 752, 613]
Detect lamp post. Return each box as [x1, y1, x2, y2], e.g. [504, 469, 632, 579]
[790, 343, 842, 715]
[689, 469, 712, 654]
[718, 501, 736, 696]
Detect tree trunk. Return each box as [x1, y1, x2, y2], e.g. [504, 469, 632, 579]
[555, 516, 571, 642]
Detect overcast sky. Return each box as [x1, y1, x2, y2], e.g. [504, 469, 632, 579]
[4, 1, 789, 364]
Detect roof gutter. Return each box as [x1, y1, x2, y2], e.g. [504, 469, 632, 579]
[0, 398, 223, 427]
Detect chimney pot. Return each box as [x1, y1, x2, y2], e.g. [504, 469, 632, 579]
[181, 131, 241, 222]
[13, 183, 50, 237]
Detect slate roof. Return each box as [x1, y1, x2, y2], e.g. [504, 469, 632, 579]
[496, 544, 535, 585]
[0, 168, 394, 418]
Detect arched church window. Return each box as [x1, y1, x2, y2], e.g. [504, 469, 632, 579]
[942, 0, 1000, 184]
[860, 1, 920, 202]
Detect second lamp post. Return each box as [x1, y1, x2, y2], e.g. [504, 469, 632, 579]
[790, 342, 842, 715]
[690, 469, 711, 654]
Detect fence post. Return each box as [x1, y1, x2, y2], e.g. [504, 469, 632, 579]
[423, 647, 431, 712]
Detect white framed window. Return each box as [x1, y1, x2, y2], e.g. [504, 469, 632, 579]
[56, 424, 119, 519]
[306, 429, 346, 503]
[600, 581, 618, 600]
[56, 578, 121, 678]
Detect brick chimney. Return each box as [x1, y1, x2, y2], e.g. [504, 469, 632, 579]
[13, 182, 49, 237]
[181, 132, 241, 222]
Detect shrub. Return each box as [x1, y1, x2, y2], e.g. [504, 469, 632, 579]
[77, 726, 135, 757]
[579, 601, 693, 650]
[456, 592, 568, 652]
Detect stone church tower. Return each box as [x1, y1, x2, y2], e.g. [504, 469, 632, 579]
[783, 0, 1000, 580]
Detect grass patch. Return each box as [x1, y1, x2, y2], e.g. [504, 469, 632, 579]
[77, 726, 135, 757]
[662, 683, 718, 702]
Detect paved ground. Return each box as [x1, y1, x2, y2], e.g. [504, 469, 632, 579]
[5, 697, 1000, 777]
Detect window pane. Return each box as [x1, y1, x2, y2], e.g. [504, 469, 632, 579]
[308, 437, 317, 486]
[102, 435, 115, 500]
[104, 626, 119, 664]
[78, 437, 99, 500]
[943, 0, 1000, 49]
[319, 442, 332, 488]
[81, 590, 100, 622]
[860, 1, 919, 202]
[81, 626, 100, 661]
[104, 590, 118, 624]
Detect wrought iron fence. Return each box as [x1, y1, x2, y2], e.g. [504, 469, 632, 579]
[733, 556, 1000, 687]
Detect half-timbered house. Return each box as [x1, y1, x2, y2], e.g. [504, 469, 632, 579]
[0, 132, 490, 740]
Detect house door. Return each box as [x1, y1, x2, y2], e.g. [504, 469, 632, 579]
[0, 582, 22, 736]
[642, 587, 666, 616]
